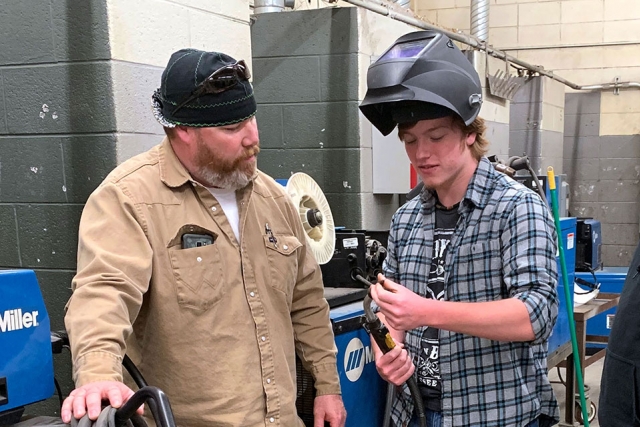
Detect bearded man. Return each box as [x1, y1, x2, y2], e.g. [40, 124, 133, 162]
[62, 49, 346, 427]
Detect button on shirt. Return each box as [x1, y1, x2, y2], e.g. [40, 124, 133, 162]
[65, 138, 340, 427]
[385, 157, 560, 427]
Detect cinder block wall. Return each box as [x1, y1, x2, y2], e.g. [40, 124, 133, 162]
[564, 92, 640, 266]
[0, 1, 115, 415]
[1, 0, 253, 416]
[252, 7, 414, 230]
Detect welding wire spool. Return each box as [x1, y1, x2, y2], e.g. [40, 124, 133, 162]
[285, 173, 336, 265]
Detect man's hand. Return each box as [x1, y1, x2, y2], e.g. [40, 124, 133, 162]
[371, 274, 429, 331]
[313, 394, 346, 427]
[61, 381, 141, 423]
[374, 344, 415, 386]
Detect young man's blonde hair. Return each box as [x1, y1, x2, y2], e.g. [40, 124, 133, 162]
[398, 115, 489, 161]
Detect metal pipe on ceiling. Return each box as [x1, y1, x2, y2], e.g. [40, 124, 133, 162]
[330, 0, 640, 91]
[254, 0, 295, 14]
[470, 0, 489, 42]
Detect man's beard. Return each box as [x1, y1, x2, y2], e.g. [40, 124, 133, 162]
[193, 138, 260, 189]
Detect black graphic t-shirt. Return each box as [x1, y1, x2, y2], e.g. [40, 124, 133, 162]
[417, 204, 459, 411]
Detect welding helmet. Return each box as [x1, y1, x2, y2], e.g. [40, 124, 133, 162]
[360, 30, 483, 136]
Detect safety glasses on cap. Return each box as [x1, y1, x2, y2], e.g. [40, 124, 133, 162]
[173, 60, 251, 115]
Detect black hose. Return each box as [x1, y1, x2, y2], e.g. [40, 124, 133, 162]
[357, 275, 427, 427]
[114, 386, 176, 427]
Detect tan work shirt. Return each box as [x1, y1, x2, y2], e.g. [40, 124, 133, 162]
[65, 138, 340, 427]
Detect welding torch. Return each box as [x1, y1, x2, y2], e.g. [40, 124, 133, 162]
[355, 274, 427, 427]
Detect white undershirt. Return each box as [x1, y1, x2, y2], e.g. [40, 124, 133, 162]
[207, 187, 240, 242]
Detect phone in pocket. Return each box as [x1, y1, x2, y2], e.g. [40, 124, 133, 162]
[181, 233, 215, 249]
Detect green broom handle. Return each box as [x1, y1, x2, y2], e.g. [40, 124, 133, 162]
[547, 166, 590, 426]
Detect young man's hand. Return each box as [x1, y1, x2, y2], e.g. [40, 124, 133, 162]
[373, 343, 416, 386]
[61, 381, 142, 423]
[371, 274, 430, 332]
[313, 394, 347, 427]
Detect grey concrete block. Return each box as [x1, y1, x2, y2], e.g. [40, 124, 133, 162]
[34, 269, 74, 331]
[569, 202, 599, 219]
[598, 134, 640, 158]
[484, 121, 510, 156]
[116, 133, 161, 165]
[0, 1, 56, 65]
[112, 63, 164, 135]
[253, 57, 321, 103]
[283, 102, 360, 149]
[600, 158, 640, 181]
[319, 54, 359, 102]
[571, 180, 599, 203]
[602, 223, 640, 247]
[0, 206, 20, 267]
[4, 63, 116, 134]
[360, 193, 398, 231]
[258, 148, 325, 186]
[0, 137, 67, 203]
[324, 149, 361, 193]
[251, 8, 357, 58]
[564, 113, 599, 137]
[511, 77, 541, 104]
[256, 104, 284, 149]
[601, 202, 639, 224]
[509, 129, 541, 157]
[62, 135, 117, 203]
[325, 192, 362, 229]
[16, 204, 83, 269]
[510, 102, 542, 131]
[540, 130, 563, 162]
[598, 180, 640, 203]
[564, 92, 601, 115]
[0, 72, 6, 134]
[602, 244, 636, 267]
[563, 136, 601, 159]
[52, 0, 111, 61]
[564, 157, 600, 181]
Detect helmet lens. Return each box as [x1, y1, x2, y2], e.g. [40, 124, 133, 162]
[380, 37, 435, 60]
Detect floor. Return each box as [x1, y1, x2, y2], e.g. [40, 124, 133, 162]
[549, 357, 604, 427]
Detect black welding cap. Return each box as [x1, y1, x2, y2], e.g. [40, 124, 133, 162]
[360, 31, 483, 136]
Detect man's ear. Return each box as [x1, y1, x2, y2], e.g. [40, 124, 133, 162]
[465, 132, 477, 146]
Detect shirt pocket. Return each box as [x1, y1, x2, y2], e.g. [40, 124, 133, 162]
[168, 227, 225, 311]
[453, 239, 502, 300]
[263, 233, 302, 295]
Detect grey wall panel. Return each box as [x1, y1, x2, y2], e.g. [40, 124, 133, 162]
[0, 0, 56, 65]
[597, 180, 640, 203]
[602, 245, 638, 268]
[571, 202, 639, 224]
[256, 105, 284, 149]
[602, 223, 640, 247]
[62, 135, 117, 203]
[563, 113, 599, 137]
[16, 204, 83, 270]
[565, 92, 600, 115]
[319, 54, 359, 102]
[484, 121, 509, 157]
[258, 148, 325, 184]
[116, 133, 162, 165]
[599, 157, 640, 181]
[0, 137, 67, 203]
[563, 135, 602, 159]
[598, 134, 640, 158]
[253, 57, 321, 103]
[0, 71, 6, 134]
[0, 206, 20, 267]
[111, 62, 164, 135]
[4, 63, 115, 134]
[325, 193, 362, 230]
[52, 0, 111, 61]
[251, 8, 357, 58]
[282, 102, 361, 149]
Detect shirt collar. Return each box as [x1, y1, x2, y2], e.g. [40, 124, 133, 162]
[420, 156, 496, 211]
[158, 137, 193, 188]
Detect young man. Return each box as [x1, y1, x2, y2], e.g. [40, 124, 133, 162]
[62, 49, 346, 427]
[360, 31, 559, 427]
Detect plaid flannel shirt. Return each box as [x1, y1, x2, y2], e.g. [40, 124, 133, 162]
[384, 157, 560, 427]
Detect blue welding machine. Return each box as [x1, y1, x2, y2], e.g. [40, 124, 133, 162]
[0, 270, 55, 423]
